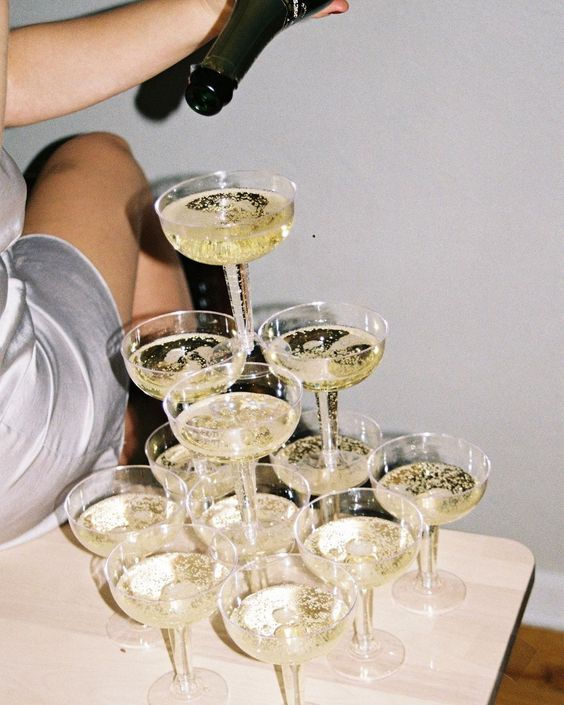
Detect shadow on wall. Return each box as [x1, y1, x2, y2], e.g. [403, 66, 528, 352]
[135, 42, 230, 312]
[134, 43, 210, 121]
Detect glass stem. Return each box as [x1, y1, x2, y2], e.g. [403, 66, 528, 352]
[167, 626, 201, 698]
[224, 262, 254, 354]
[417, 524, 440, 592]
[352, 587, 376, 655]
[230, 460, 258, 547]
[316, 390, 339, 520]
[192, 456, 208, 477]
[315, 391, 339, 471]
[281, 664, 304, 705]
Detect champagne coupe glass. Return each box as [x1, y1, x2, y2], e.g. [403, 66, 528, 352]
[164, 361, 302, 551]
[155, 171, 296, 355]
[106, 522, 237, 705]
[188, 462, 310, 561]
[145, 421, 197, 489]
[258, 302, 387, 480]
[272, 408, 382, 496]
[121, 309, 245, 401]
[64, 464, 187, 648]
[369, 433, 491, 615]
[218, 553, 357, 705]
[295, 487, 422, 681]
[124, 310, 245, 477]
[145, 421, 228, 491]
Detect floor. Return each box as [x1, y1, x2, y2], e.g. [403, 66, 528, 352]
[495, 625, 564, 705]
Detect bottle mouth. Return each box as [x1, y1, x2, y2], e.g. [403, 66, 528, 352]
[185, 67, 236, 116]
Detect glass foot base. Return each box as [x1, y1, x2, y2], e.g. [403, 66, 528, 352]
[392, 569, 466, 615]
[148, 669, 228, 705]
[106, 612, 162, 649]
[326, 629, 405, 681]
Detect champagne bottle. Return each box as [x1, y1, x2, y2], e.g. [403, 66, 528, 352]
[186, 0, 332, 116]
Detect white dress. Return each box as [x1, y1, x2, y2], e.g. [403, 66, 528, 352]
[0, 148, 128, 549]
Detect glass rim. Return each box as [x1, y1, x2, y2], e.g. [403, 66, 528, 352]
[120, 309, 242, 376]
[186, 461, 312, 512]
[121, 307, 239, 350]
[369, 432, 492, 486]
[217, 551, 357, 639]
[144, 422, 195, 473]
[294, 486, 424, 564]
[163, 361, 304, 430]
[64, 464, 188, 538]
[105, 521, 238, 606]
[257, 300, 388, 347]
[154, 169, 297, 230]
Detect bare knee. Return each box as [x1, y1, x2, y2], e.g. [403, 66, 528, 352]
[59, 131, 132, 155]
[39, 132, 141, 181]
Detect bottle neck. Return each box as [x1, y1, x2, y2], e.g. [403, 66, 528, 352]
[201, 0, 332, 82]
[201, 0, 288, 83]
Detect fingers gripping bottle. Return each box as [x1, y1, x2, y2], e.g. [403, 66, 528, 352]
[186, 0, 332, 116]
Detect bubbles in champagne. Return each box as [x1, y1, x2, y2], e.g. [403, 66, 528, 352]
[304, 516, 416, 588]
[265, 325, 383, 391]
[229, 583, 349, 664]
[200, 493, 297, 558]
[76, 493, 183, 556]
[160, 188, 293, 265]
[378, 462, 482, 525]
[156, 444, 193, 470]
[274, 434, 372, 494]
[173, 392, 299, 462]
[116, 552, 230, 628]
[127, 332, 233, 399]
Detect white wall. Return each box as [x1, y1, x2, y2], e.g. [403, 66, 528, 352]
[6, 1, 563, 627]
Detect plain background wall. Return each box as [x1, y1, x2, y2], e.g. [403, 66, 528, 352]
[6, 1, 563, 627]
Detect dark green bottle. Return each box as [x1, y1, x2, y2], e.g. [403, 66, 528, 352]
[186, 0, 332, 116]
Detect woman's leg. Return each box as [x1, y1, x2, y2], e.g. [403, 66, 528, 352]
[23, 131, 191, 324]
[23, 131, 192, 462]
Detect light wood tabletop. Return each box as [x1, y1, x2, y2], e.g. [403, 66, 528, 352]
[0, 525, 534, 705]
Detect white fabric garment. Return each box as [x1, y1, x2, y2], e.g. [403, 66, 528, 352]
[0, 148, 128, 549]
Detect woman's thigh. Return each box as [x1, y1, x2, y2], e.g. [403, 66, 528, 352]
[22, 131, 147, 324]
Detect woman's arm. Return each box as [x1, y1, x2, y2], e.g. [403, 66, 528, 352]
[0, 0, 8, 141]
[5, 0, 348, 127]
[5, 0, 234, 126]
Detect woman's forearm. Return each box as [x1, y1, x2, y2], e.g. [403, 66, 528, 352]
[0, 0, 8, 139]
[5, 0, 232, 126]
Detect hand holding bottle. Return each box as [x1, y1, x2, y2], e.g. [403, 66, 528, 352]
[186, 0, 350, 115]
[314, 0, 350, 17]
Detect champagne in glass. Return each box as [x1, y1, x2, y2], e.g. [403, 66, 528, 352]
[188, 462, 310, 561]
[155, 172, 296, 354]
[272, 408, 382, 495]
[123, 310, 244, 479]
[106, 523, 237, 705]
[218, 553, 357, 705]
[295, 487, 422, 681]
[64, 465, 187, 649]
[370, 433, 490, 615]
[145, 422, 228, 491]
[258, 302, 387, 482]
[164, 362, 302, 549]
[122, 310, 244, 401]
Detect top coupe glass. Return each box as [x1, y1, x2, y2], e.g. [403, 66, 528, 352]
[155, 171, 295, 353]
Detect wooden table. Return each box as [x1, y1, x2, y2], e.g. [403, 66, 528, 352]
[0, 526, 534, 705]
